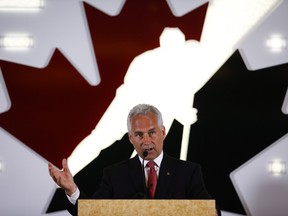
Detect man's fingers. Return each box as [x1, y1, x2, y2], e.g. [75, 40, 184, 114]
[48, 162, 60, 184]
[62, 158, 70, 173]
[48, 162, 55, 176]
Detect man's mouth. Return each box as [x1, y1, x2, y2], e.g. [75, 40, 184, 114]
[142, 147, 154, 158]
[144, 148, 154, 151]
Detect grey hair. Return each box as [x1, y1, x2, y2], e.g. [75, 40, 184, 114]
[127, 104, 163, 132]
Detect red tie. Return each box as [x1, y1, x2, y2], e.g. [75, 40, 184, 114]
[147, 161, 157, 199]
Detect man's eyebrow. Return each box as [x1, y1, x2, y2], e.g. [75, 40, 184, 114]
[148, 128, 156, 132]
[134, 128, 155, 134]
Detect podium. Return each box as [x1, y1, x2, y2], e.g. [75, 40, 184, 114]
[78, 199, 215, 216]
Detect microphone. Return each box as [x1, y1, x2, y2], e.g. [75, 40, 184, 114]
[143, 150, 148, 158]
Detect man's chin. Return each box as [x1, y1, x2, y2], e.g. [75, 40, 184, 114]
[146, 152, 158, 160]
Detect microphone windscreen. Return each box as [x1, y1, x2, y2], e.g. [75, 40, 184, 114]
[143, 150, 148, 158]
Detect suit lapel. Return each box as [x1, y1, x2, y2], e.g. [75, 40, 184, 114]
[155, 154, 176, 198]
[128, 155, 147, 196]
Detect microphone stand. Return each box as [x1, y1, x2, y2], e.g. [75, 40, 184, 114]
[142, 150, 148, 198]
[133, 150, 148, 199]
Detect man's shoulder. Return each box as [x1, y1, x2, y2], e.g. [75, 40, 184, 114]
[105, 155, 139, 170]
[164, 154, 201, 168]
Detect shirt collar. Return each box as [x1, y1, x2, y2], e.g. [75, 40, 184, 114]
[138, 151, 163, 167]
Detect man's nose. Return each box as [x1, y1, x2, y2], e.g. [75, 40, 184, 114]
[142, 133, 151, 144]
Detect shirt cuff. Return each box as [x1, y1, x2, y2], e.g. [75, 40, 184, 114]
[66, 187, 80, 205]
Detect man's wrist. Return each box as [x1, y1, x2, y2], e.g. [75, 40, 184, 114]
[66, 187, 80, 205]
[66, 184, 77, 196]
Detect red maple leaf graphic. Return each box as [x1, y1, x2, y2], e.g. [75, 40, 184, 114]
[0, 1, 207, 168]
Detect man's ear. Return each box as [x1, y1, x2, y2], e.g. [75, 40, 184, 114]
[128, 132, 133, 144]
[162, 126, 166, 138]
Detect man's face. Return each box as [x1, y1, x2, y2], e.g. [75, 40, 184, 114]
[128, 113, 166, 160]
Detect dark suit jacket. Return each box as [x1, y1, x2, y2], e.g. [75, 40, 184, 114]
[68, 153, 220, 215]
